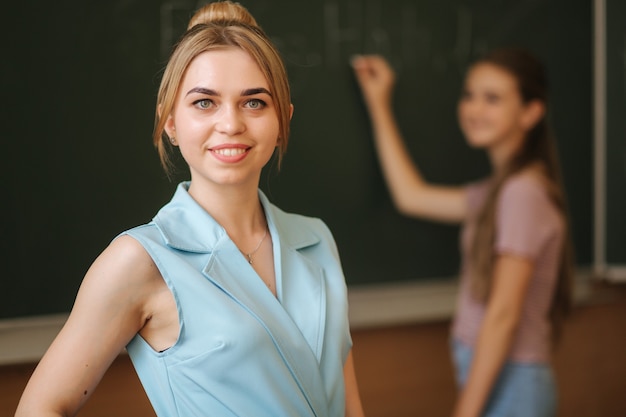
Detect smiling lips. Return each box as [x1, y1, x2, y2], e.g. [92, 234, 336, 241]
[209, 144, 250, 163]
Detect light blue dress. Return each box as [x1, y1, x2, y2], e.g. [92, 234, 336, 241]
[122, 182, 352, 417]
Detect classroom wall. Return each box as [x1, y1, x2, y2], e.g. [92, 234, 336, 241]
[2, 282, 625, 417]
[2, 0, 595, 320]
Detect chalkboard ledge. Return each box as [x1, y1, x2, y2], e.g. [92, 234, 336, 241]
[348, 269, 593, 330]
[600, 266, 626, 282]
[0, 271, 593, 365]
[347, 278, 460, 329]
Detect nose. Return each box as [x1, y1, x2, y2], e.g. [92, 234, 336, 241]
[215, 105, 245, 136]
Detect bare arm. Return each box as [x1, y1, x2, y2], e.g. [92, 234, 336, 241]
[451, 254, 534, 417]
[15, 236, 159, 417]
[351, 55, 467, 224]
[344, 350, 366, 417]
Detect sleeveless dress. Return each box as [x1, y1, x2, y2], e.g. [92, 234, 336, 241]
[122, 182, 352, 417]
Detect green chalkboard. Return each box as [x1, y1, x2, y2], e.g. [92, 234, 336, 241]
[1, 0, 592, 319]
[605, 0, 626, 266]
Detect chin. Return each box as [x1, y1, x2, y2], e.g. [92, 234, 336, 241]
[464, 134, 492, 149]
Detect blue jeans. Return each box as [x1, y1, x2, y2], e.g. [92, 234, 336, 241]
[452, 339, 557, 417]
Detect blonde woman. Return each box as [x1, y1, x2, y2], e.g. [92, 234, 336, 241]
[16, 2, 364, 416]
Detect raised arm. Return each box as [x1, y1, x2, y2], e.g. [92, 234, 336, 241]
[15, 236, 159, 417]
[351, 55, 467, 224]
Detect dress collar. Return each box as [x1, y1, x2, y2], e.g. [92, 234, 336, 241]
[152, 181, 320, 253]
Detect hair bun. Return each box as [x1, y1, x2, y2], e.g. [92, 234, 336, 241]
[187, 1, 258, 30]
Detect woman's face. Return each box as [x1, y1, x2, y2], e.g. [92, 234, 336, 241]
[165, 47, 280, 191]
[457, 63, 531, 156]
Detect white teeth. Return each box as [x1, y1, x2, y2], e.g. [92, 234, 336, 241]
[213, 148, 246, 156]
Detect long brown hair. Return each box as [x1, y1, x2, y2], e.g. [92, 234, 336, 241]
[153, 1, 292, 175]
[469, 47, 574, 342]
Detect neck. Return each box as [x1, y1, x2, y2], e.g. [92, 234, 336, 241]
[187, 180, 266, 237]
[488, 135, 525, 174]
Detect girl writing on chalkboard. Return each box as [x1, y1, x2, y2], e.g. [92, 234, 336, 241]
[15, 2, 365, 416]
[351, 48, 574, 417]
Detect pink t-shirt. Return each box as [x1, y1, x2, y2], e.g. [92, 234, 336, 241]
[451, 173, 565, 363]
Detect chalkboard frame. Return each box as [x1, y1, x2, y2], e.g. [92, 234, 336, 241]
[593, 0, 626, 281]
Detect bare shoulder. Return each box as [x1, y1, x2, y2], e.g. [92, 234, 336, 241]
[74, 234, 164, 325]
[89, 235, 160, 285]
[102, 234, 155, 265]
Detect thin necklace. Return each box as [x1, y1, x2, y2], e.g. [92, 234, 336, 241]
[245, 228, 268, 265]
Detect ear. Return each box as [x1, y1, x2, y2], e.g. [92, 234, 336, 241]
[163, 114, 176, 142]
[521, 100, 545, 131]
[156, 103, 174, 138]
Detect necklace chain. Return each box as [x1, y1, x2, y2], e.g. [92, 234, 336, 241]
[245, 228, 268, 264]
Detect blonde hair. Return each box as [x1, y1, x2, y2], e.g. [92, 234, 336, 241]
[154, 1, 291, 174]
[186, 1, 258, 29]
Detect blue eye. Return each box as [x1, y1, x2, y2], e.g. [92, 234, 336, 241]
[245, 99, 266, 109]
[194, 99, 213, 109]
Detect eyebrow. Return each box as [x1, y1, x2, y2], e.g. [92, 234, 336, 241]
[185, 87, 272, 97]
[242, 87, 272, 97]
